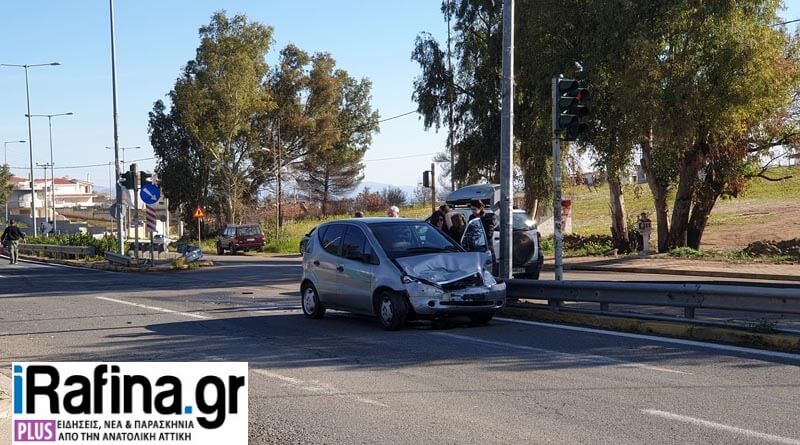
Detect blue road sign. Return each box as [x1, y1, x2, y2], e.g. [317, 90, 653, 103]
[140, 183, 161, 205]
[109, 203, 122, 219]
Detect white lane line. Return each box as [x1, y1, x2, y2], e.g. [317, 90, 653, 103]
[495, 317, 800, 361]
[252, 369, 389, 408]
[96, 296, 212, 320]
[433, 332, 690, 375]
[642, 409, 800, 444]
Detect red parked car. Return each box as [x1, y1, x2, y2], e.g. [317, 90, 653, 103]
[216, 224, 265, 254]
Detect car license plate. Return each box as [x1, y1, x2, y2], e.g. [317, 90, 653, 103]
[247, 238, 255, 241]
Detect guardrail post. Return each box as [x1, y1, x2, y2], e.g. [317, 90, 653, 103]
[600, 302, 609, 312]
[548, 300, 561, 311]
[684, 307, 695, 319]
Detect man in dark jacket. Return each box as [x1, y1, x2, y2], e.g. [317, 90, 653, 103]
[1, 220, 25, 264]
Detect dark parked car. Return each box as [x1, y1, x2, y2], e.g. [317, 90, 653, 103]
[216, 224, 265, 254]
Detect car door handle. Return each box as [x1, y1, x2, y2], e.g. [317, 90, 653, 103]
[336, 265, 345, 272]
[313, 260, 320, 266]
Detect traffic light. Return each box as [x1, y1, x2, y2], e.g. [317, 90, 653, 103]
[556, 79, 590, 141]
[140, 171, 154, 187]
[118, 171, 134, 189]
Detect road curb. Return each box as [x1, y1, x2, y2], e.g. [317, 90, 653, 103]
[502, 305, 800, 353]
[0, 370, 11, 419]
[541, 263, 800, 282]
[11, 254, 213, 272]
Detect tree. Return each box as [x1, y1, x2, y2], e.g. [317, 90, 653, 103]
[381, 187, 407, 207]
[412, 1, 504, 185]
[0, 165, 13, 215]
[169, 11, 275, 224]
[295, 60, 379, 215]
[148, 101, 212, 229]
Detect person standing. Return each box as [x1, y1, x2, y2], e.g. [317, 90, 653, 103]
[1, 220, 25, 265]
[468, 200, 496, 247]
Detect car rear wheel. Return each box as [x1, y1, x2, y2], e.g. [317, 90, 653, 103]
[377, 292, 408, 331]
[301, 283, 325, 319]
[468, 313, 494, 325]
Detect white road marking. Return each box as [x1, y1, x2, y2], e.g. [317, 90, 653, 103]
[96, 296, 212, 319]
[433, 332, 691, 375]
[642, 409, 800, 444]
[252, 369, 389, 408]
[495, 317, 800, 361]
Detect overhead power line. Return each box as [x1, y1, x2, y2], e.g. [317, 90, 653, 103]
[378, 110, 417, 123]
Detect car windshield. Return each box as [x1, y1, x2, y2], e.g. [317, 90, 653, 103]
[369, 222, 461, 258]
[238, 226, 261, 236]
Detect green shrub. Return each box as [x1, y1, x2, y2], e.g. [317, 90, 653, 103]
[669, 247, 704, 259]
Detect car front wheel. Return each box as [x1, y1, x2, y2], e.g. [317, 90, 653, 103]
[377, 292, 408, 331]
[301, 283, 325, 319]
[216, 243, 224, 255]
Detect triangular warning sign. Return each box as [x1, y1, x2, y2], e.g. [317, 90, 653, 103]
[193, 206, 206, 219]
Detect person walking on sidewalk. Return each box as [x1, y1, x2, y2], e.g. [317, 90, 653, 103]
[1, 219, 25, 264]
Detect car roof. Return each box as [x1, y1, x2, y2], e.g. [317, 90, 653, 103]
[320, 217, 425, 227]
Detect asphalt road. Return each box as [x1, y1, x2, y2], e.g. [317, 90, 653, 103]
[1, 256, 799, 444]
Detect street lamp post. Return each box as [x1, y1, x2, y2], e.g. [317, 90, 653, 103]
[36, 162, 52, 234]
[3, 140, 26, 222]
[1, 62, 61, 236]
[28, 112, 73, 234]
[105, 145, 141, 171]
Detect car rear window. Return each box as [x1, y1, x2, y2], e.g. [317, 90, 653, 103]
[237, 226, 262, 236]
[320, 224, 346, 256]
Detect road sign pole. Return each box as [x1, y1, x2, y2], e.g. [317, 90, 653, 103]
[198, 218, 201, 246]
[131, 163, 139, 263]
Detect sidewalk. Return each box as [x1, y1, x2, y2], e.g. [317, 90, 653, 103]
[543, 254, 800, 282]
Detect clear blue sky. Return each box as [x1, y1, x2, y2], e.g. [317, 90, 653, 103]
[2, 1, 799, 192]
[0, 0, 448, 191]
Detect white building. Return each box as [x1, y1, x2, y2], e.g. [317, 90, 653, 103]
[8, 176, 95, 218]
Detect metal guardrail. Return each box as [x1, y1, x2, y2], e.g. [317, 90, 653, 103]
[19, 244, 96, 260]
[507, 280, 800, 318]
[105, 251, 133, 266]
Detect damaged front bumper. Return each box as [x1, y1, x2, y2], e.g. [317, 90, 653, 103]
[404, 280, 506, 316]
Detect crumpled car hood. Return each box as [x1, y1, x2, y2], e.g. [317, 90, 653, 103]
[395, 252, 484, 284]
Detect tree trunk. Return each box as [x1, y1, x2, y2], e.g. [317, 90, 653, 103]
[687, 176, 721, 250]
[607, 172, 630, 253]
[668, 149, 703, 249]
[640, 133, 671, 253]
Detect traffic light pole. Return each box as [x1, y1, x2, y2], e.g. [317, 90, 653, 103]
[131, 163, 139, 263]
[551, 77, 564, 281]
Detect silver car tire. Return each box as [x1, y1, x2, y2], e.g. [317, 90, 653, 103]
[301, 283, 325, 319]
[377, 292, 407, 331]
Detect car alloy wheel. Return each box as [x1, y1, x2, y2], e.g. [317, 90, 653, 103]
[378, 292, 407, 331]
[301, 284, 325, 319]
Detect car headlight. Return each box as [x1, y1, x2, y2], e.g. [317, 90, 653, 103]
[482, 270, 497, 286]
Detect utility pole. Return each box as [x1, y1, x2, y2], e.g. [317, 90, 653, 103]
[498, 0, 515, 280]
[109, 0, 124, 254]
[447, 0, 455, 191]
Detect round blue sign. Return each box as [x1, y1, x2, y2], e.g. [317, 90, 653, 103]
[140, 183, 161, 205]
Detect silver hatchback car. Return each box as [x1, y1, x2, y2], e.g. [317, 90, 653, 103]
[300, 218, 506, 330]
